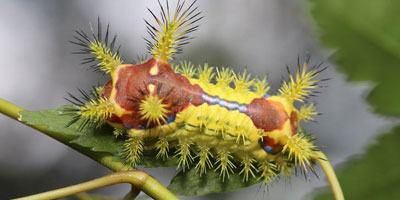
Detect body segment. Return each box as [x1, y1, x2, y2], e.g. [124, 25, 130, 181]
[67, 0, 325, 185]
[97, 56, 307, 179]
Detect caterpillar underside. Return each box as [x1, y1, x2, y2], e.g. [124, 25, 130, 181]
[66, 0, 326, 184]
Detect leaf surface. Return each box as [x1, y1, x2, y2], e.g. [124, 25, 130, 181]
[168, 165, 262, 196]
[20, 106, 178, 169]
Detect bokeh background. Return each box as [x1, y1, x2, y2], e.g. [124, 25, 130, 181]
[0, 0, 397, 199]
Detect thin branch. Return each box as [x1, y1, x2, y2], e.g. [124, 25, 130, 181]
[312, 151, 344, 200]
[12, 170, 178, 200]
[122, 185, 141, 200]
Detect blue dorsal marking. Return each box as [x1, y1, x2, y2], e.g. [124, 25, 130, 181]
[263, 146, 273, 154]
[263, 94, 270, 98]
[218, 99, 227, 107]
[238, 105, 247, 113]
[201, 93, 248, 113]
[124, 123, 132, 130]
[167, 114, 176, 123]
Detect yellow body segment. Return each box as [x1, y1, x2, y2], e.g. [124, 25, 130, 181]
[123, 75, 297, 166]
[187, 76, 262, 104]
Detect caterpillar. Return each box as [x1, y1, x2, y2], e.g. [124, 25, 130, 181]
[66, 0, 335, 195]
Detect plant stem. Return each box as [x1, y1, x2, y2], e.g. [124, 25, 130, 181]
[0, 98, 179, 200]
[122, 185, 141, 200]
[12, 170, 179, 200]
[313, 151, 344, 200]
[0, 98, 24, 119]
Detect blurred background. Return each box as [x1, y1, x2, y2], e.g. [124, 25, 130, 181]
[0, 0, 396, 199]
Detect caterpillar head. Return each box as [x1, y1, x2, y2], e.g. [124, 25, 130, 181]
[255, 95, 318, 172]
[256, 58, 324, 158]
[259, 112, 300, 155]
[253, 95, 299, 155]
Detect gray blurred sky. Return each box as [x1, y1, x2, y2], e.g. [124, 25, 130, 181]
[0, 0, 395, 199]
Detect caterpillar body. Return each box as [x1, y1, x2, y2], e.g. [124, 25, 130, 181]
[67, 0, 326, 186]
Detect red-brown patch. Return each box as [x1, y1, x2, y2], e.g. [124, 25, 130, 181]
[107, 114, 122, 123]
[261, 136, 283, 154]
[290, 111, 298, 135]
[108, 58, 204, 128]
[246, 98, 289, 132]
[261, 135, 276, 147]
[119, 113, 145, 129]
[101, 81, 121, 123]
[102, 80, 113, 99]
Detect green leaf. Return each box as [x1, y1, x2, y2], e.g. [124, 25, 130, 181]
[70, 125, 124, 153]
[19, 106, 179, 169]
[140, 150, 179, 168]
[310, 0, 400, 116]
[20, 107, 80, 139]
[20, 106, 123, 154]
[168, 166, 262, 196]
[313, 126, 400, 200]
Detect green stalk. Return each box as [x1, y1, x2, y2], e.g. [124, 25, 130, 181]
[313, 151, 344, 200]
[12, 171, 178, 200]
[0, 98, 179, 200]
[0, 98, 24, 119]
[122, 186, 141, 200]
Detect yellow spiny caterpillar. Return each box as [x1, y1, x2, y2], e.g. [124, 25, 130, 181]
[66, 0, 331, 193]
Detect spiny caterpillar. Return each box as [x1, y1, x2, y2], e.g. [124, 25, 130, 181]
[66, 0, 333, 193]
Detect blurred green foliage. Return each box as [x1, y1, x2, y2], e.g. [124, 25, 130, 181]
[310, 0, 400, 199]
[310, 0, 400, 117]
